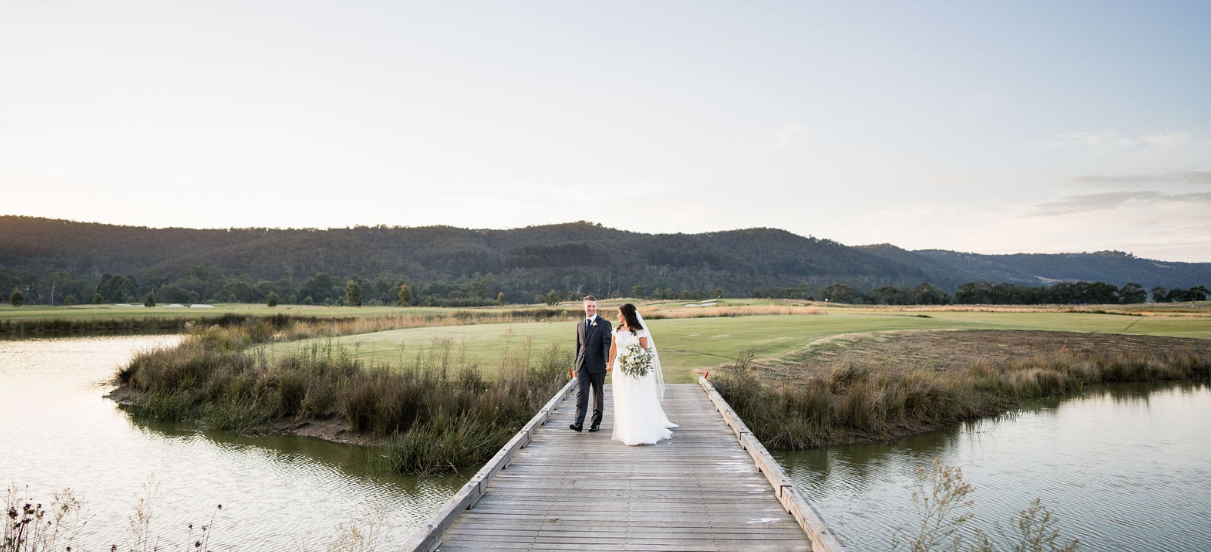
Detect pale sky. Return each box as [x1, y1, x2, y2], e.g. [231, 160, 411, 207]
[2, 1, 1210, 261]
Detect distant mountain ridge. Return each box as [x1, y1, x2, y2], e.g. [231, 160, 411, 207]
[1, 217, 1207, 299]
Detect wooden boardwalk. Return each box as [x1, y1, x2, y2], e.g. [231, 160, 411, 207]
[406, 380, 845, 552]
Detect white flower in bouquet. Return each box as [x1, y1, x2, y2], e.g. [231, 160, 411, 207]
[619, 343, 654, 378]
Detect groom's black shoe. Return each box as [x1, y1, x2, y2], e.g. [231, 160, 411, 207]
[588, 424, 600, 432]
[568, 423, 583, 432]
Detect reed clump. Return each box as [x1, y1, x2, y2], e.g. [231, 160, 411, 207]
[0, 316, 192, 336]
[714, 348, 1209, 450]
[1, 308, 582, 337]
[114, 319, 571, 474]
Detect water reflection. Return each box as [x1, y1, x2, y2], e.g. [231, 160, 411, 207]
[0, 336, 465, 551]
[775, 381, 1211, 552]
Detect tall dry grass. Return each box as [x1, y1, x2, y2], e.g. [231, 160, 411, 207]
[839, 303, 1210, 317]
[645, 304, 826, 319]
[114, 320, 571, 475]
[0, 316, 193, 336]
[714, 348, 1210, 449]
[0, 308, 582, 337]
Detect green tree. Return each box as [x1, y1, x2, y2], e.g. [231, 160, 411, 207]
[346, 279, 363, 307]
[9, 288, 25, 308]
[267, 291, 279, 307]
[1151, 286, 1169, 303]
[912, 283, 945, 305]
[545, 289, 561, 306]
[1118, 283, 1148, 304]
[630, 284, 648, 299]
[64, 294, 78, 306]
[1166, 288, 1188, 303]
[397, 283, 413, 306]
[820, 282, 864, 304]
[143, 292, 156, 308]
[469, 278, 490, 299]
[92, 293, 104, 304]
[303, 295, 314, 305]
[497, 291, 506, 306]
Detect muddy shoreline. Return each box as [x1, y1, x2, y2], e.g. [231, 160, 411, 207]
[105, 386, 381, 447]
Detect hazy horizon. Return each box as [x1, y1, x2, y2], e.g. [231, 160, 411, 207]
[2, 2, 1209, 261]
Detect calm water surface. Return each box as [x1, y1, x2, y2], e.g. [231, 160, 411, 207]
[776, 382, 1211, 552]
[0, 336, 465, 550]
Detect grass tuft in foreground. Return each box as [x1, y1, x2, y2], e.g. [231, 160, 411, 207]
[892, 459, 1079, 552]
[714, 347, 1209, 449]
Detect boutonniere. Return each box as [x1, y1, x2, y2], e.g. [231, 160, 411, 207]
[590, 320, 598, 327]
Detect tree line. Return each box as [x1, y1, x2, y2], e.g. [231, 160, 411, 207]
[4, 262, 1207, 308]
[6, 217, 1211, 306]
[738, 280, 1210, 306]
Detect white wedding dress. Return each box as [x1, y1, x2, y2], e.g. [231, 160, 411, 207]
[611, 327, 677, 445]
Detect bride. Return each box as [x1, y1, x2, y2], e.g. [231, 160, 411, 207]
[607, 303, 677, 445]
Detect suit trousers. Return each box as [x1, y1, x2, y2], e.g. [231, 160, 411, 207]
[574, 370, 606, 427]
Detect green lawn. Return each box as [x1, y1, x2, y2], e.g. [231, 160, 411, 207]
[262, 311, 1211, 383]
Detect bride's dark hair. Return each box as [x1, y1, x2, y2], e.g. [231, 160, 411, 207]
[618, 303, 643, 335]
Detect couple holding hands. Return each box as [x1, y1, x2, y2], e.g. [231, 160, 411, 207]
[570, 296, 677, 446]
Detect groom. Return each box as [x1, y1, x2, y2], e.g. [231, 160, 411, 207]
[570, 295, 612, 432]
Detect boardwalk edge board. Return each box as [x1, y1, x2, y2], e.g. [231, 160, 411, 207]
[404, 376, 847, 552]
[699, 376, 848, 552]
[402, 378, 579, 552]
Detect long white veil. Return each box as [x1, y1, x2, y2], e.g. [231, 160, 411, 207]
[634, 311, 665, 403]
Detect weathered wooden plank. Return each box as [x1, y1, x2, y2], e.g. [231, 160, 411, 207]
[411, 380, 844, 552]
[402, 378, 577, 552]
[700, 376, 847, 552]
[437, 543, 808, 552]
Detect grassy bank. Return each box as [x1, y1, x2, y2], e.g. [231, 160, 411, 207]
[114, 321, 570, 475]
[713, 340, 1211, 449]
[265, 310, 1211, 383]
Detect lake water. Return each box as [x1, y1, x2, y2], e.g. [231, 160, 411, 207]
[0, 336, 465, 551]
[7, 335, 1209, 551]
[776, 382, 1211, 551]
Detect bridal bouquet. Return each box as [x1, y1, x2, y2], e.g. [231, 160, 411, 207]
[619, 343, 654, 378]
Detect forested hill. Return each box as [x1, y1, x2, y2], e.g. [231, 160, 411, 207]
[1, 216, 1208, 305]
[854, 244, 1211, 289]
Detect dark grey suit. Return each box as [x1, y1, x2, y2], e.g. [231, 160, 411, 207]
[574, 315, 612, 427]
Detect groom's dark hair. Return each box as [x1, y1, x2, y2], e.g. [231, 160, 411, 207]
[583, 295, 597, 302]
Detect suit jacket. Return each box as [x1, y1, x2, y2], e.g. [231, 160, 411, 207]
[575, 316, 613, 374]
